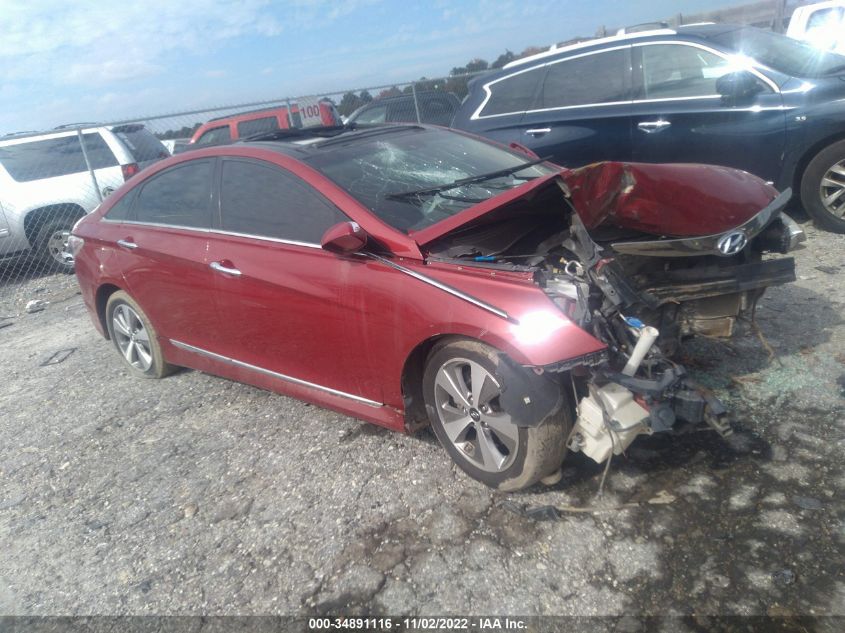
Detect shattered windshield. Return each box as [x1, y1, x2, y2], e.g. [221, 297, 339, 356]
[302, 126, 555, 232]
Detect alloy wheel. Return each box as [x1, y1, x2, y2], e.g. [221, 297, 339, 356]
[112, 304, 153, 372]
[433, 357, 519, 473]
[819, 160, 845, 219]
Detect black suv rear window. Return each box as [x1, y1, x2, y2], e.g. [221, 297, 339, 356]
[0, 133, 117, 182]
[482, 66, 545, 116]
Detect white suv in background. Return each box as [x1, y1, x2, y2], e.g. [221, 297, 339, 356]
[0, 125, 168, 271]
[787, 1, 845, 53]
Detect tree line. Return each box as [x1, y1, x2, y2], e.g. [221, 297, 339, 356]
[155, 45, 549, 139]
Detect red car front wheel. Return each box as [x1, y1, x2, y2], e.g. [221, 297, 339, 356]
[423, 339, 570, 491]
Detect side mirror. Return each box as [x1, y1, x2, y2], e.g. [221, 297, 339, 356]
[716, 71, 762, 101]
[320, 221, 368, 254]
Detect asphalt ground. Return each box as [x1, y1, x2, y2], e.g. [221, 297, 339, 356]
[0, 218, 842, 626]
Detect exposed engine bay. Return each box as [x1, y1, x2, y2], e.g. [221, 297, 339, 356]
[421, 162, 804, 465]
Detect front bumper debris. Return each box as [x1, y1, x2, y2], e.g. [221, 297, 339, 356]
[609, 189, 793, 258]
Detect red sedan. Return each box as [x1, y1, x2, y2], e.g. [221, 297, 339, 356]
[70, 125, 802, 490]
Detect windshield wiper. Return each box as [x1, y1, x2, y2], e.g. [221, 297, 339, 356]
[385, 156, 551, 201]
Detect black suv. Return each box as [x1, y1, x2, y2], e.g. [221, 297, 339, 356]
[346, 91, 460, 127]
[452, 23, 845, 233]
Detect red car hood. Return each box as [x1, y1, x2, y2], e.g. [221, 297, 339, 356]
[409, 162, 780, 248]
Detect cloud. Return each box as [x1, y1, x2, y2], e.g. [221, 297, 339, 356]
[204, 70, 228, 79]
[0, 0, 290, 86]
[66, 60, 164, 84]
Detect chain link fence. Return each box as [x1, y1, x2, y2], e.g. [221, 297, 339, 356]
[0, 71, 485, 313]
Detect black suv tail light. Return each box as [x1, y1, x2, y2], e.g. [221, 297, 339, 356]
[121, 163, 140, 181]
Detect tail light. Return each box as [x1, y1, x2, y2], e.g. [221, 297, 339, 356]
[121, 163, 140, 181]
[67, 234, 85, 257]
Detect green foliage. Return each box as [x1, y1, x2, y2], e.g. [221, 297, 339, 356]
[156, 124, 201, 140]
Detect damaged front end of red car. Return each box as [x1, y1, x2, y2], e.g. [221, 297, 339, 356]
[416, 161, 804, 465]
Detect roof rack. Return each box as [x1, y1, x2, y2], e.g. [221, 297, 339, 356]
[616, 21, 670, 35]
[503, 27, 677, 69]
[53, 122, 100, 129]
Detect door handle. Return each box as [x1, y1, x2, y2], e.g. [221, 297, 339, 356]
[210, 261, 242, 276]
[116, 239, 137, 250]
[525, 128, 551, 137]
[637, 119, 671, 133]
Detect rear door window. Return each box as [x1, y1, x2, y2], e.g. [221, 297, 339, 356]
[196, 126, 231, 146]
[481, 66, 545, 116]
[0, 135, 87, 182]
[104, 190, 136, 221]
[236, 116, 279, 138]
[539, 48, 631, 108]
[219, 159, 347, 243]
[132, 160, 214, 228]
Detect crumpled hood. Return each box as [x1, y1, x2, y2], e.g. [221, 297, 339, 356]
[410, 162, 781, 249]
[561, 161, 780, 237]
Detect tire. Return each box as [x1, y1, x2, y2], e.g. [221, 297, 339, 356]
[800, 140, 845, 233]
[105, 291, 175, 379]
[34, 218, 77, 272]
[422, 339, 571, 491]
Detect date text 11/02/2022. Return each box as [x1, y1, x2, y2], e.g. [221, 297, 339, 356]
[308, 617, 528, 630]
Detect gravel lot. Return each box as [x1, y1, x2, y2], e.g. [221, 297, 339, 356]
[0, 216, 843, 623]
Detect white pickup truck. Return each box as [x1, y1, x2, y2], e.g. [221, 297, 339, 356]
[787, 1, 845, 53]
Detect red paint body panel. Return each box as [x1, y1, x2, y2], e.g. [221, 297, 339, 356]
[72, 135, 779, 436]
[161, 338, 407, 431]
[189, 103, 339, 145]
[411, 161, 780, 247]
[560, 162, 779, 237]
[73, 241, 124, 337]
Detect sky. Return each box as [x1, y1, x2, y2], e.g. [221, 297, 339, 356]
[0, 0, 748, 133]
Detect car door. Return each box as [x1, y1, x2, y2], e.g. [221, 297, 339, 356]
[518, 46, 635, 167]
[629, 42, 786, 182]
[104, 159, 220, 351]
[206, 157, 384, 402]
